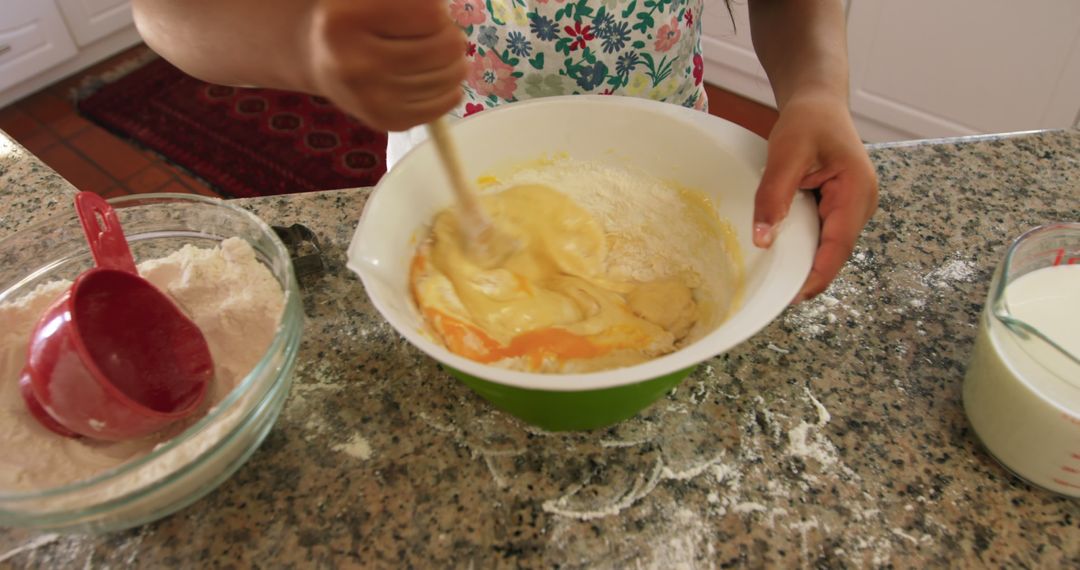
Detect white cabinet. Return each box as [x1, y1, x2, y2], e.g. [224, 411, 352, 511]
[847, 0, 1080, 141]
[701, 1, 1080, 142]
[0, 0, 140, 108]
[56, 0, 134, 47]
[0, 1, 79, 92]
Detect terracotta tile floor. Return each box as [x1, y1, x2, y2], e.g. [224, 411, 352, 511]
[0, 44, 778, 200]
[0, 46, 219, 199]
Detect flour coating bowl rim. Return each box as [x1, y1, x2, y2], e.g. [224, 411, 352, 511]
[349, 96, 819, 392]
[0, 193, 302, 520]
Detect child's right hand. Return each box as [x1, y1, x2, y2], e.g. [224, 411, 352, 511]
[305, 0, 467, 132]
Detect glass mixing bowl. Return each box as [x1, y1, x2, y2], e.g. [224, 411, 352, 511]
[0, 193, 302, 533]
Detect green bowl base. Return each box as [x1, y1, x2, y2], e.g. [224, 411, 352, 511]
[445, 365, 697, 432]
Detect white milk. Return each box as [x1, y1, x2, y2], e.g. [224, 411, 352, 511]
[963, 264, 1080, 496]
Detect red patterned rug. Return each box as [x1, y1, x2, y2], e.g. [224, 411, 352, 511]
[76, 55, 387, 198]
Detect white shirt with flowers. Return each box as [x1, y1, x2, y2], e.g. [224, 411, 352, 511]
[387, 0, 708, 166]
[449, 0, 708, 116]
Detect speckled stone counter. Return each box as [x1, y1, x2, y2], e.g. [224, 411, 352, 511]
[0, 133, 79, 233]
[1, 128, 1078, 568]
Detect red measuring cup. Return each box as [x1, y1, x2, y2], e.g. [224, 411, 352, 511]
[18, 192, 212, 441]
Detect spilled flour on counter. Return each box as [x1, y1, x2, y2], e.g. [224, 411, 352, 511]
[332, 432, 373, 460]
[399, 225, 968, 566]
[782, 246, 880, 341]
[532, 385, 858, 568]
[783, 247, 977, 344]
[922, 256, 976, 289]
[786, 387, 838, 468]
[0, 534, 61, 564]
[412, 375, 937, 568]
[782, 248, 983, 395]
[0, 237, 284, 494]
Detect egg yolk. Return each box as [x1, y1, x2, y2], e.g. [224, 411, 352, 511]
[410, 184, 700, 372]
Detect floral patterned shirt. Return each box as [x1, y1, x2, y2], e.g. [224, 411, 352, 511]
[448, 0, 708, 117]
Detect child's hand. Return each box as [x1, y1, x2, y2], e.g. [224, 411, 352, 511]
[751, 92, 879, 303]
[306, 0, 467, 132]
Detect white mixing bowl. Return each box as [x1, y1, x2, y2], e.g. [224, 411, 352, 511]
[348, 96, 818, 430]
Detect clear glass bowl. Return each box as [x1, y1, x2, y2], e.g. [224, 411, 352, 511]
[0, 193, 302, 532]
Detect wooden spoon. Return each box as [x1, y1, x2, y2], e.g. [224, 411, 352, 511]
[426, 118, 517, 267]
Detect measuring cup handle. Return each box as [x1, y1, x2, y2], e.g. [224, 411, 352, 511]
[75, 192, 138, 274]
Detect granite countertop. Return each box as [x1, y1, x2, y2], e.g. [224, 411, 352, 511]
[0, 136, 81, 237]
[1, 128, 1078, 567]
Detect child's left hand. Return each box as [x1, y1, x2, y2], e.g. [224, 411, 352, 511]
[750, 92, 879, 303]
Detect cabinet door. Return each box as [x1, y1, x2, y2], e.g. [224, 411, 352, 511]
[848, 0, 1080, 141]
[0, 1, 78, 92]
[56, 0, 133, 47]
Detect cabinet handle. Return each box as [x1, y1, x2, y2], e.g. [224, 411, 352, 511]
[0, 45, 11, 56]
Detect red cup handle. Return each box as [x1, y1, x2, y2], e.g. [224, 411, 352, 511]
[75, 192, 138, 274]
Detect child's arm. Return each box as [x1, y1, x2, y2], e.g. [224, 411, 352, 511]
[748, 0, 879, 302]
[132, 0, 467, 132]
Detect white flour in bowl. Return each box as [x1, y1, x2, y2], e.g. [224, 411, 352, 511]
[0, 237, 284, 492]
[478, 156, 744, 333]
[412, 156, 745, 373]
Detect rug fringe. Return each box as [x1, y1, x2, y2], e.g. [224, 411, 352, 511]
[69, 47, 161, 103]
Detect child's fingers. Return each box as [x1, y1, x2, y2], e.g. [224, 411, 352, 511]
[753, 138, 811, 248]
[373, 26, 468, 73]
[795, 221, 856, 304]
[794, 171, 877, 302]
[373, 89, 463, 132]
[315, 17, 465, 75]
[319, 0, 451, 40]
[798, 166, 838, 191]
[391, 63, 468, 103]
[307, 0, 466, 132]
[373, 0, 455, 38]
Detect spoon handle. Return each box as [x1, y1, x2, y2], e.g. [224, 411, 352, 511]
[426, 117, 491, 234]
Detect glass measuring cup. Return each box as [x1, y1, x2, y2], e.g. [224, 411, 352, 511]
[963, 222, 1080, 496]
